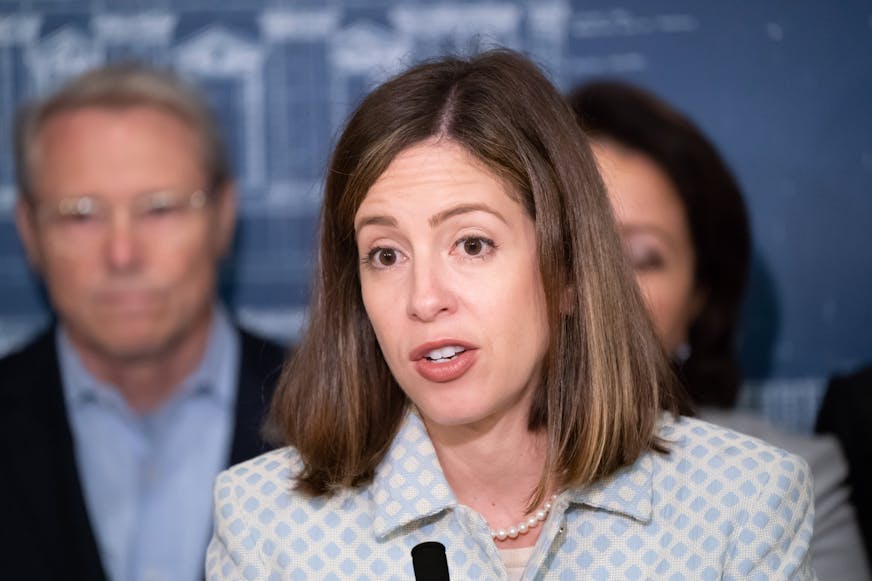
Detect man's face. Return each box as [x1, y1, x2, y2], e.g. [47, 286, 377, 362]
[16, 106, 235, 363]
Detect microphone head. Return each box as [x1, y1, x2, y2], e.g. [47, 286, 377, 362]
[411, 541, 450, 580]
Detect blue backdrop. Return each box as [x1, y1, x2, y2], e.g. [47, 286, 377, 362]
[1, 1, 870, 410]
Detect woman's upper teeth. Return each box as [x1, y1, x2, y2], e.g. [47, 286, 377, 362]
[426, 345, 466, 360]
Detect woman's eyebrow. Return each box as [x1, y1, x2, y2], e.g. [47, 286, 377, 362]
[620, 223, 682, 253]
[355, 214, 397, 233]
[356, 203, 508, 234]
[429, 203, 508, 228]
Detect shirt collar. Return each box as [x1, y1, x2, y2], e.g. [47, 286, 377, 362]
[563, 416, 679, 523]
[565, 453, 654, 523]
[368, 411, 657, 539]
[369, 411, 457, 540]
[180, 304, 237, 407]
[57, 327, 114, 409]
[57, 304, 238, 412]
[369, 412, 664, 539]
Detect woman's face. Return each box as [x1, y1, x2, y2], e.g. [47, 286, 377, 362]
[593, 141, 702, 355]
[354, 139, 549, 432]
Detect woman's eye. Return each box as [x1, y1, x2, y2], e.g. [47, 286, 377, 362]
[629, 248, 665, 271]
[463, 238, 483, 255]
[457, 236, 495, 258]
[365, 247, 400, 268]
[377, 248, 397, 266]
[622, 237, 668, 272]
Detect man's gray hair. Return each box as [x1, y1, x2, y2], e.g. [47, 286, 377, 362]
[14, 62, 231, 202]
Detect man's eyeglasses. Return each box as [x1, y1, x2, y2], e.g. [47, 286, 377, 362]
[35, 189, 208, 230]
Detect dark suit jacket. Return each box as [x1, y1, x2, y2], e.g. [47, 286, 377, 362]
[816, 364, 872, 560]
[0, 326, 287, 581]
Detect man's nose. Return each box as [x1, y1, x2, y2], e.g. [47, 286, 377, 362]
[104, 208, 142, 271]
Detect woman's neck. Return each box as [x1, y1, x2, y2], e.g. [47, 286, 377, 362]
[424, 412, 552, 548]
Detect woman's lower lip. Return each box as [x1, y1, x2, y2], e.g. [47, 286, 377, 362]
[414, 349, 476, 383]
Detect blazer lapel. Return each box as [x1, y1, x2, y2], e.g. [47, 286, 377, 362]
[227, 328, 286, 467]
[0, 330, 107, 581]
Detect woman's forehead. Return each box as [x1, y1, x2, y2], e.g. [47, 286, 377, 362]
[356, 140, 527, 217]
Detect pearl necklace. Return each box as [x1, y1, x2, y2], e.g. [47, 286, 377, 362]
[487, 494, 558, 542]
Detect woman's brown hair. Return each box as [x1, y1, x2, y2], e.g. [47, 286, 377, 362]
[268, 49, 686, 504]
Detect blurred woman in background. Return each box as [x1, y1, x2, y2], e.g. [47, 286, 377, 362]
[569, 79, 870, 579]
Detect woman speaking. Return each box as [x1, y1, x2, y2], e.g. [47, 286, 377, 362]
[206, 50, 814, 580]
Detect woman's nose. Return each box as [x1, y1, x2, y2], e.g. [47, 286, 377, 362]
[406, 255, 456, 322]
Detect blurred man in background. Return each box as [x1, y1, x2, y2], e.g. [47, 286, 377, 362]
[0, 63, 286, 581]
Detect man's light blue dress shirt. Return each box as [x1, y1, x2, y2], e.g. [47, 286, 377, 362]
[59, 307, 240, 581]
[207, 411, 816, 580]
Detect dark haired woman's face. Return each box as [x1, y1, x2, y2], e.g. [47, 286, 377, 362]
[592, 141, 702, 356]
[353, 139, 549, 432]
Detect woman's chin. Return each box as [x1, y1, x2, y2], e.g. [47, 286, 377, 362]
[414, 401, 489, 431]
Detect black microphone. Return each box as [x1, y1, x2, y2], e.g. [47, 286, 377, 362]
[411, 541, 450, 580]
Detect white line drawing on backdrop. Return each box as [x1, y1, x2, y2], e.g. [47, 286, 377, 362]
[176, 26, 267, 194]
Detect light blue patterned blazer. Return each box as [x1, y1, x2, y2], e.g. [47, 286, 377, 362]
[207, 412, 815, 580]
